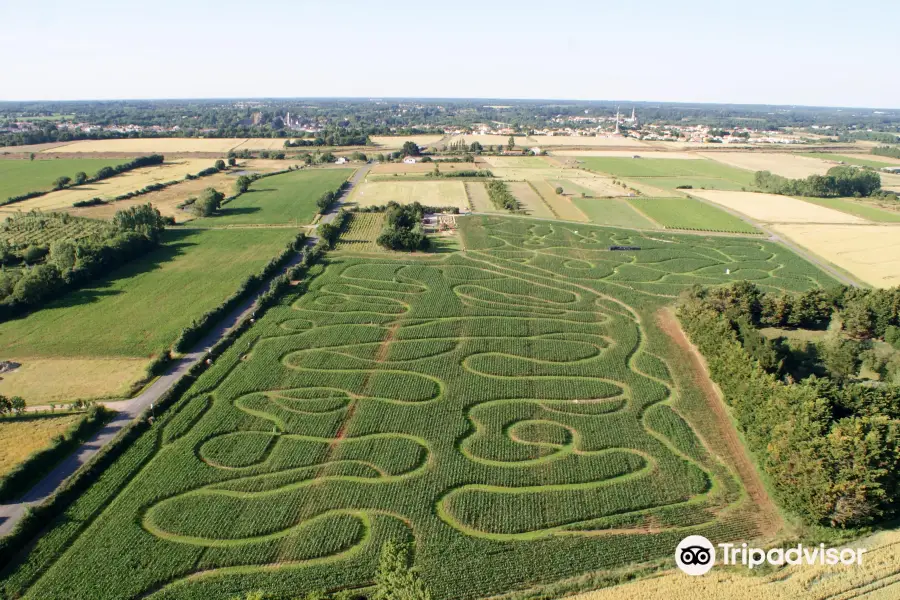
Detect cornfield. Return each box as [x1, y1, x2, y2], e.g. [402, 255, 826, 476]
[8, 216, 840, 600]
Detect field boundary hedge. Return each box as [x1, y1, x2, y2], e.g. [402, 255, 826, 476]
[0, 407, 112, 503]
[2, 155, 165, 207]
[0, 234, 339, 574]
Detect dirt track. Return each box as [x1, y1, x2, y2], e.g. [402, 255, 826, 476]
[656, 307, 783, 538]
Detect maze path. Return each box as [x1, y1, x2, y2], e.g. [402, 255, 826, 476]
[19, 218, 840, 600]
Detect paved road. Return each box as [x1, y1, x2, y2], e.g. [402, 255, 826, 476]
[0, 165, 369, 537]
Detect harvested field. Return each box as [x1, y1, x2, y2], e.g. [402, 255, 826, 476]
[629, 176, 749, 192]
[448, 134, 520, 147]
[370, 135, 445, 149]
[466, 181, 496, 213]
[628, 197, 758, 233]
[67, 159, 296, 223]
[882, 172, 900, 192]
[0, 358, 148, 405]
[231, 138, 302, 151]
[370, 162, 483, 175]
[0, 142, 74, 154]
[507, 181, 554, 218]
[621, 179, 680, 197]
[552, 150, 698, 158]
[40, 138, 246, 154]
[0, 158, 129, 201]
[350, 181, 469, 210]
[489, 167, 604, 181]
[572, 528, 900, 600]
[529, 135, 648, 147]
[0, 159, 214, 214]
[800, 152, 900, 168]
[573, 198, 658, 229]
[528, 180, 589, 221]
[0, 413, 85, 476]
[689, 190, 866, 224]
[772, 223, 900, 288]
[563, 177, 630, 197]
[480, 156, 553, 169]
[8, 215, 840, 600]
[699, 152, 832, 178]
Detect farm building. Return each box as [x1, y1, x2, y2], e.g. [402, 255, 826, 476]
[530, 147, 542, 156]
[335, 157, 348, 165]
[403, 157, 419, 164]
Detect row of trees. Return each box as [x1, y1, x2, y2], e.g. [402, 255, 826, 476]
[679, 285, 900, 528]
[0, 205, 166, 320]
[484, 180, 518, 211]
[753, 166, 882, 198]
[873, 146, 900, 160]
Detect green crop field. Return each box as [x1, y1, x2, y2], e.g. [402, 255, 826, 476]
[799, 153, 896, 170]
[0, 212, 114, 246]
[0, 227, 298, 358]
[626, 198, 759, 233]
[333, 213, 387, 253]
[0, 158, 130, 200]
[579, 157, 756, 185]
[3, 215, 839, 600]
[799, 197, 900, 222]
[572, 197, 658, 229]
[195, 168, 354, 226]
[629, 176, 750, 192]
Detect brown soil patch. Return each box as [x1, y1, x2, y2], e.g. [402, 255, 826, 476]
[656, 307, 782, 538]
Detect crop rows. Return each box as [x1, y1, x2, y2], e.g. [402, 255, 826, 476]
[0, 212, 114, 247]
[9, 216, 839, 600]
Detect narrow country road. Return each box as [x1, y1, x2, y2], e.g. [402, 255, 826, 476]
[0, 164, 370, 537]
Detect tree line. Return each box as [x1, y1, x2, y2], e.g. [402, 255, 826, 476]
[679, 281, 900, 527]
[872, 146, 900, 160]
[484, 180, 519, 211]
[0, 205, 166, 321]
[753, 166, 883, 198]
[376, 202, 430, 252]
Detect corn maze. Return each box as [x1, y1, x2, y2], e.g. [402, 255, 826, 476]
[7, 216, 839, 600]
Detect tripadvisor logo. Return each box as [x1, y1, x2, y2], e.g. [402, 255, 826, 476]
[675, 535, 867, 576]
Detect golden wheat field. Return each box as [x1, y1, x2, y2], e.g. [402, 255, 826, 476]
[0, 413, 86, 476]
[44, 138, 247, 154]
[370, 135, 446, 149]
[528, 179, 589, 221]
[0, 358, 148, 405]
[772, 223, 900, 288]
[571, 529, 900, 600]
[881, 172, 900, 192]
[699, 152, 832, 178]
[464, 181, 496, 213]
[0, 159, 214, 214]
[350, 181, 469, 209]
[688, 190, 866, 224]
[447, 134, 518, 147]
[507, 181, 554, 218]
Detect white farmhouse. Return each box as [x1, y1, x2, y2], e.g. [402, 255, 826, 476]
[334, 157, 348, 165]
[530, 147, 542, 156]
[403, 156, 419, 164]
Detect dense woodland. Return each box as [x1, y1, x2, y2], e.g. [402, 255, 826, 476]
[679, 282, 900, 528]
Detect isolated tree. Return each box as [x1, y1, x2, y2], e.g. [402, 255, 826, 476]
[317, 222, 340, 248]
[10, 396, 25, 415]
[555, 186, 564, 195]
[0, 396, 11, 415]
[507, 136, 515, 150]
[192, 187, 224, 217]
[52, 176, 71, 190]
[234, 175, 252, 194]
[469, 141, 483, 154]
[214, 159, 226, 171]
[401, 141, 420, 157]
[113, 203, 166, 241]
[29, 153, 35, 161]
[227, 157, 237, 166]
[74, 171, 88, 185]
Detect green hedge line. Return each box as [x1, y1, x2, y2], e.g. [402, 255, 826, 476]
[0, 407, 113, 502]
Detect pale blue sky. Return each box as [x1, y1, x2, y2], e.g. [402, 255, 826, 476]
[2, 0, 898, 107]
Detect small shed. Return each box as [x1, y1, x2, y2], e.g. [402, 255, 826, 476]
[403, 156, 419, 164]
